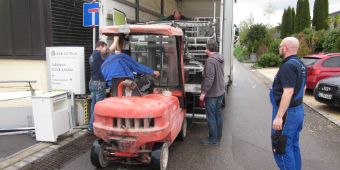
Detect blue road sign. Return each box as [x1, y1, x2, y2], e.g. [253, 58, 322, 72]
[83, 2, 99, 27]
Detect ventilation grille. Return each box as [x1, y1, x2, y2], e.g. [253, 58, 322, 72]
[113, 118, 155, 129]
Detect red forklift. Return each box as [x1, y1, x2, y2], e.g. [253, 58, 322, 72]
[91, 24, 188, 170]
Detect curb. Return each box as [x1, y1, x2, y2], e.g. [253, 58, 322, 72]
[0, 129, 87, 170]
[304, 103, 340, 127]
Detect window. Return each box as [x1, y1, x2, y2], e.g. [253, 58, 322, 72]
[322, 57, 340, 68]
[301, 57, 320, 66]
[130, 35, 179, 87]
[0, 0, 47, 59]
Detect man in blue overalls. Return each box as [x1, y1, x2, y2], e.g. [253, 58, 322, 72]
[270, 37, 307, 170]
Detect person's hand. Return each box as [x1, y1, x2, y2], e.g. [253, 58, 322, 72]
[272, 116, 283, 130]
[153, 71, 160, 78]
[199, 93, 205, 102]
[199, 93, 205, 107]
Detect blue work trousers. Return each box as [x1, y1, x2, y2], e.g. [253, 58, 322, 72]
[205, 94, 224, 143]
[89, 80, 106, 130]
[270, 91, 304, 170]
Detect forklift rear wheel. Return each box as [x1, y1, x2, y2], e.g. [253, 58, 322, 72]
[91, 140, 109, 168]
[151, 143, 169, 170]
[177, 118, 187, 141]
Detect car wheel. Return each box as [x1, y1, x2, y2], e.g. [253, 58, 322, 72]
[90, 140, 109, 168]
[151, 143, 169, 170]
[177, 118, 187, 141]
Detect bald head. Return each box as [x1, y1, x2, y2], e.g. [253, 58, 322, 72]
[279, 37, 300, 58]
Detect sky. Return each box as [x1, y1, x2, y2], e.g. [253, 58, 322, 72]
[234, 0, 340, 26]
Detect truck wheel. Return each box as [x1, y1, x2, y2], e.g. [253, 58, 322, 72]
[91, 140, 109, 168]
[151, 143, 169, 170]
[177, 118, 187, 141]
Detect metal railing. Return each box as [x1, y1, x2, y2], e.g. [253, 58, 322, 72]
[0, 80, 37, 97]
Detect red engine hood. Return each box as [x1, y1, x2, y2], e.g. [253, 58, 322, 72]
[94, 94, 179, 118]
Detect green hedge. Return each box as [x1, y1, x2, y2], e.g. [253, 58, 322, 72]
[323, 28, 340, 53]
[256, 53, 282, 67]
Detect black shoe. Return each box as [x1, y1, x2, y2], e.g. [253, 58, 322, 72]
[201, 139, 219, 146]
[87, 128, 94, 134]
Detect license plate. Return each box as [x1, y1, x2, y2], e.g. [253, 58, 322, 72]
[318, 92, 332, 100]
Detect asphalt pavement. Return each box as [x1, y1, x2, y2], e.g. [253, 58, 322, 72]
[58, 60, 340, 170]
[0, 134, 36, 160]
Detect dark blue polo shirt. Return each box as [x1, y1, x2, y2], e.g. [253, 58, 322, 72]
[272, 55, 307, 107]
[89, 50, 105, 81]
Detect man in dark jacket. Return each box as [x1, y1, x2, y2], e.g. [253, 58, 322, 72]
[88, 41, 109, 133]
[200, 39, 225, 145]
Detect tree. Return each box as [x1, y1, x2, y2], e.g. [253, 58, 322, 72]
[323, 28, 340, 52]
[302, 0, 311, 30]
[281, 9, 288, 38]
[323, 0, 329, 29]
[313, 0, 329, 30]
[287, 7, 294, 35]
[295, 0, 304, 32]
[295, 0, 311, 32]
[291, 8, 296, 33]
[281, 7, 296, 38]
[297, 32, 312, 57]
[239, 13, 255, 47]
[245, 24, 268, 55]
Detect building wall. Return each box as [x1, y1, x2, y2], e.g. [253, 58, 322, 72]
[0, 0, 178, 93]
[0, 60, 48, 91]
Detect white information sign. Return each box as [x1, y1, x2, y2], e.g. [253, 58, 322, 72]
[46, 47, 85, 95]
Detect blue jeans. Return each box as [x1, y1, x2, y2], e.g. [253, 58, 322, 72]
[205, 94, 224, 143]
[89, 80, 106, 130]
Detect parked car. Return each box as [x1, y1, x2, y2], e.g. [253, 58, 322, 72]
[301, 53, 340, 89]
[314, 75, 340, 107]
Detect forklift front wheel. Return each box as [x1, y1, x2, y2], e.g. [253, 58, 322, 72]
[177, 118, 187, 141]
[151, 143, 169, 170]
[90, 140, 109, 168]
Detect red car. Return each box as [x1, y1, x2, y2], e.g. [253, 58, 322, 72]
[301, 53, 340, 89]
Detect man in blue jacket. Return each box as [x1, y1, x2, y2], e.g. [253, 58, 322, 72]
[101, 52, 160, 96]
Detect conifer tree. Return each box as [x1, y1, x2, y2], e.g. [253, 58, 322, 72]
[295, 0, 304, 32]
[292, 8, 296, 33]
[312, 0, 321, 29]
[281, 9, 288, 38]
[302, 0, 311, 30]
[313, 0, 329, 30]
